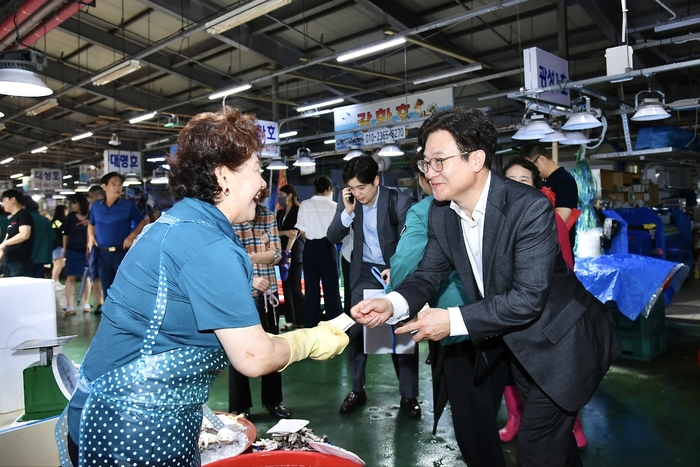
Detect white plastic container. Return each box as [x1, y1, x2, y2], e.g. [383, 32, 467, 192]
[0, 278, 57, 413]
[577, 227, 603, 259]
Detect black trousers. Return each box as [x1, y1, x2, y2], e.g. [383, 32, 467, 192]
[341, 256, 351, 315]
[347, 262, 419, 398]
[228, 294, 282, 412]
[511, 357, 582, 467]
[438, 340, 509, 467]
[97, 248, 127, 300]
[302, 238, 342, 327]
[281, 262, 304, 326]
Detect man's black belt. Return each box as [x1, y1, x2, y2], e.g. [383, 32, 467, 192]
[98, 246, 125, 252]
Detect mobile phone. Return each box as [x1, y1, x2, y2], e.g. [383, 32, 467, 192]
[348, 194, 354, 203]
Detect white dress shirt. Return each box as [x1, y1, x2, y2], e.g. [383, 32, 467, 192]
[385, 172, 492, 337]
[295, 194, 337, 240]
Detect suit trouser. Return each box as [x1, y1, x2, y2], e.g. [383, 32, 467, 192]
[229, 294, 282, 412]
[440, 340, 509, 467]
[341, 256, 351, 315]
[97, 248, 127, 300]
[348, 262, 419, 398]
[511, 357, 581, 467]
[302, 238, 342, 327]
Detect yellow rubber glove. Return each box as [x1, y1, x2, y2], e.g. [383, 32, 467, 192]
[272, 321, 350, 371]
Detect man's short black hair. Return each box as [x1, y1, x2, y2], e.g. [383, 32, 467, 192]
[88, 185, 105, 198]
[342, 155, 378, 184]
[1, 189, 25, 203]
[519, 142, 552, 161]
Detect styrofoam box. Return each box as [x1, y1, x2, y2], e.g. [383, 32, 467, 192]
[0, 278, 57, 413]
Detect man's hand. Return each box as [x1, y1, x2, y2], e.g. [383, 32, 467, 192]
[342, 187, 355, 214]
[252, 276, 271, 292]
[350, 298, 394, 328]
[394, 308, 451, 342]
[123, 233, 137, 249]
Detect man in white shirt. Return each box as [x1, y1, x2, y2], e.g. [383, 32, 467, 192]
[295, 175, 343, 327]
[351, 106, 621, 467]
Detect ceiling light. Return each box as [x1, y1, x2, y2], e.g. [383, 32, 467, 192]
[91, 59, 141, 86]
[25, 98, 58, 116]
[150, 168, 169, 185]
[0, 49, 52, 97]
[631, 90, 671, 121]
[129, 111, 158, 124]
[75, 182, 90, 193]
[539, 130, 567, 142]
[10, 172, 24, 178]
[279, 130, 298, 138]
[208, 83, 252, 100]
[109, 133, 120, 146]
[293, 156, 316, 167]
[560, 131, 591, 145]
[161, 164, 170, 170]
[324, 139, 336, 145]
[562, 96, 602, 131]
[52, 194, 66, 200]
[163, 115, 183, 128]
[413, 63, 483, 85]
[0, 156, 14, 164]
[147, 156, 167, 162]
[296, 98, 344, 113]
[63, 174, 72, 179]
[71, 131, 93, 141]
[266, 158, 287, 170]
[123, 172, 141, 186]
[654, 15, 700, 33]
[378, 144, 404, 156]
[31, 146, 48, 154]
[344, 149, 364, 160]
[512, 125, 542, 141]
[145, 137, 171, 148]
[59, 189, 76, 195]
[205, 0, 292, 35]
[337, 37, 407, 63]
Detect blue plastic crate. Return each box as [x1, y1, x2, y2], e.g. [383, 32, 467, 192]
[606, 296, 667, 361]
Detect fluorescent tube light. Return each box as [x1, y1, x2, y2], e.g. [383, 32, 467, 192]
[147, 156, 167, 162]
[208, 83, 252, 100]
[129, 111, 158, 124]
[0, 157, 13, 164]
[205, 0, 292, 35]
[413, 63, 483, 85]
[10, 172, 23, 178]
[324, 139, 336, 145]
[296, 98, 344, 113]
[279, 131, 298, 138]
[63, 174, 72, 179]
[145, 138, 171, 148]
[91, 60, 141, 86]
[337, 37, 407, 63]
[71, 131, 93, 141]
[654, 15, 700, 33]
[25, 98, 58, 116]
[31, 146, 48, 154]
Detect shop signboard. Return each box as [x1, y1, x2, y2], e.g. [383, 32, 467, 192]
[333, 89, 453, 151]
[103, 150, 142, 177]
[30, 168, 62, 191]
[0, 180, 11, 190]
[257, 119, 279, 158]
[523, 46, 570, 107]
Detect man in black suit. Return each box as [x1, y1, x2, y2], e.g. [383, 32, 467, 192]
[327, 155, 420, 417]
[352, 106, 621, 466]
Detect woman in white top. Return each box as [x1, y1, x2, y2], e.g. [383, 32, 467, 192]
[295, 176, 344, 327]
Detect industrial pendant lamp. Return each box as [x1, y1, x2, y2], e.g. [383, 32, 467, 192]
[378, 144, 404, 156]
[562, 96, 602, 131]
[0, 50, 53, 97]
[266, 157, 287, 170]
[631, 89, 671, 121]
[344, 149, 364, 161]
[560, 131, 592, 145]
[123, 172, 141, 186]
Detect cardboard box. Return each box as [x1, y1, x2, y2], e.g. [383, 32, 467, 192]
[600, 170, 625, 191]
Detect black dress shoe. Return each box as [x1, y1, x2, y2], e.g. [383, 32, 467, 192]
[235, 410, 250, 419]
[340, 390, 367, 413]
[265, 404, 291, 419]
[400, 397, 421, 418]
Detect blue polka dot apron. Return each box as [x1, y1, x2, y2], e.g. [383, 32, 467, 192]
[56, 213, 230, 466]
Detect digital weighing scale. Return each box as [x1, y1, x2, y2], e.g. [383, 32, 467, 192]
[10, 336, 78, 422]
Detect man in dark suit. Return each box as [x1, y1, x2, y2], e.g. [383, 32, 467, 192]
[327, 155, 420, 417]
[352, 106, 621, 466]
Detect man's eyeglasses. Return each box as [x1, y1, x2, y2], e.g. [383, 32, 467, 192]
[417, 151, 472, 174]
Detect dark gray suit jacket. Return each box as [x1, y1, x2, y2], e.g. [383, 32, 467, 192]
[396, 173, 621, 412]
[327, 186, 413, 292]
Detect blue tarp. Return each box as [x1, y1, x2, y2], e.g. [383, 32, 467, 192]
[574, 254, 688, 320]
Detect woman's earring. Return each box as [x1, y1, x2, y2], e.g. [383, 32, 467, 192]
[224, 187, 230, 196]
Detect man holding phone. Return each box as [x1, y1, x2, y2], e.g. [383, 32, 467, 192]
[327, 155, 419, 417]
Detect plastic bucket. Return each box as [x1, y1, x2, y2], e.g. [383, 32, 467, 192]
[206, 451, 361, 466]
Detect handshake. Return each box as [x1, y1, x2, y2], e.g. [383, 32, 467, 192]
[273, 314, 354, 371]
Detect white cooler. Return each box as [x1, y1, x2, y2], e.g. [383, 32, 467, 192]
[0, 278, 57, 414]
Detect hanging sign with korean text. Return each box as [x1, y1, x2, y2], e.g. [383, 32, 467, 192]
[30, 168, 62, 190]
[333, 89, 453, 151]
[523, 47, 570, 107]
[103, 150, 142, 176]
[257, 119, 280, 158]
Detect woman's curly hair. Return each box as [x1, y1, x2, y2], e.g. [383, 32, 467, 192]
[168, 106, 264, 204]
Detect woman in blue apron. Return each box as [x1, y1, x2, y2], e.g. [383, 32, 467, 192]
[55, 107, 349, 467]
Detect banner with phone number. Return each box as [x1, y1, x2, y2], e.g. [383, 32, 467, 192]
[333, 88, 453, 151]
